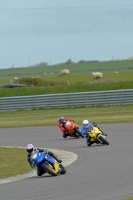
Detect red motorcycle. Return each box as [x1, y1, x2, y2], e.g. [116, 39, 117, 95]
[64, 120, 83, 138]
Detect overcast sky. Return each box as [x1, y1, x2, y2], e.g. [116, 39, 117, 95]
[0, 0, 133, 69]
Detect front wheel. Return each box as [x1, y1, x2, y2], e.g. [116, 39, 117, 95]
[37, 168, 43, 176]
[43, 164, 58, 176]
[99, 136, 109, 145]
[59, 164, 66, 174]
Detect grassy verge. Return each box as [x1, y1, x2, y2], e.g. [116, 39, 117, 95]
[0, 105, 133, 128]
[0, 80, 133, 97]
[0, 147, 32, 179]
[123, 198, 133, 200]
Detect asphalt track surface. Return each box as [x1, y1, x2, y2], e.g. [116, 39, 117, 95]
[0, 124, 133, 200]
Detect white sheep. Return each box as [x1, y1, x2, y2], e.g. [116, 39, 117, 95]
[59, 69, 70, 76]
[92, 72, 103, 80]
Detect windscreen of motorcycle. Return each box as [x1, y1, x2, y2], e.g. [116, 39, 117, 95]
[30, 152, 45, 165]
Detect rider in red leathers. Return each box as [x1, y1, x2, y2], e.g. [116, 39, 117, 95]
[58, 116, 74, 138]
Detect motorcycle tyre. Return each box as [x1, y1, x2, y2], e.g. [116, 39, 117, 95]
[37, 168, 44, 176]
[43, 164, 58, 176]
[99, 135, 109, 145]
[74, 128, 83, 138]
[59, 164, 66, 174]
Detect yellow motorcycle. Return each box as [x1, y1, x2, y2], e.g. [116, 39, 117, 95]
[87, 126, 109, 146]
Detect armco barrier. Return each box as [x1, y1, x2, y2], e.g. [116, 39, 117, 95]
[0, 89, 133, 112]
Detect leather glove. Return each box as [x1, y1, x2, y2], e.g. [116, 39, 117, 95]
[48, 151, 53, 156]
[85, 132, 89, 136]
[92, 122, 97, 127]
[30, 163, 35, 168]
[80, 132, 85, 138]
[43, 148, 47, 154]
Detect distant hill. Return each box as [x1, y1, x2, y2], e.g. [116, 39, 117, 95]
[127, 56, 133, 60]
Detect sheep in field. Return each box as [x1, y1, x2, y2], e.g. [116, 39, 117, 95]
[92, 72, 103, 80]
[59, 69, 70, 76]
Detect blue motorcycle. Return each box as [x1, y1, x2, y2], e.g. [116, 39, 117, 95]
[30, 151, 66, 176]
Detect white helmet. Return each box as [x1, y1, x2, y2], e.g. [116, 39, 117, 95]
[26, 144, 35, 154]
[83, 120, 89, 127]
[58, 116, 64, 122]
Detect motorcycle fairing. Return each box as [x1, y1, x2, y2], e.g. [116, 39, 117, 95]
[31, 152, 56, 166]
[88, 126, 102, 140]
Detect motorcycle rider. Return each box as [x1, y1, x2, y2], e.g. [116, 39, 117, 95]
[81, 120, 107, 146]
[58, 116, 74, 138]
[26, 144, 62, 168]
[81, 120, 95, 146]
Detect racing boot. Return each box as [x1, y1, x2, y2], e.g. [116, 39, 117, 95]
[87, 139, 91, 146]
[48, 152, 62, 163]
[87, 141, 95, 146]
[87, 136, 95, 146]
[63, 133, 70, 138]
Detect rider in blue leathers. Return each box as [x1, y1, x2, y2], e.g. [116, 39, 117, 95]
[81, 120, 107, 146]
[81, 120, 95, 146]
[26, 144, 62, 167]
[26, 144, 62, 176]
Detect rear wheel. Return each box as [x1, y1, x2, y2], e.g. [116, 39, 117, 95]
[99, 136, 109, 145]
[43, 164, 58, 176]
[74, 128, 83, 138]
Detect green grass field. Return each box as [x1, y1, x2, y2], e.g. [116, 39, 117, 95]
[0, 60, 133, 97]
[0, 59, 133, 80]
[0, 147, 32, 179]
[0, 80, 133, 97]
[0, 105, 133, 128]
[0, 60, 133, 79]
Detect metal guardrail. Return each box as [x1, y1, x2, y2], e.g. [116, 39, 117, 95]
[0, 89, 133, 112]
